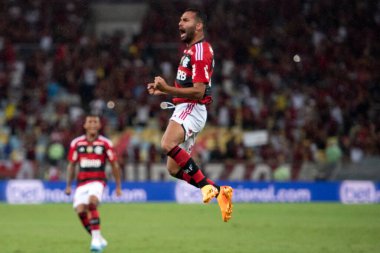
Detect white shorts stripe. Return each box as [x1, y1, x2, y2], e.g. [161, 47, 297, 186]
[179, 103, 195, 120]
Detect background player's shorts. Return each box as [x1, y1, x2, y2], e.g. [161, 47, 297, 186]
[170, 102, 207, 154]
[73, 181, 104, 208]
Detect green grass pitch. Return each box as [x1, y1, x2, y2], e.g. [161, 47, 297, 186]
[0, 203, 379, 253]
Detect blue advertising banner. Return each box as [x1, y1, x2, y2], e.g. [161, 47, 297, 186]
[0, 180, 379, 204]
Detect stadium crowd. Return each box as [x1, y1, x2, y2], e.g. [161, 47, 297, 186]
[0, 0, 380, 181]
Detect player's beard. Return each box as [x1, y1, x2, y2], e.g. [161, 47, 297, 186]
[181, 28, 195, 44]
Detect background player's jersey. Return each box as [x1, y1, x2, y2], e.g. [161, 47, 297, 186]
[68, 135, 117, 186]
[173, 40, 214, 105]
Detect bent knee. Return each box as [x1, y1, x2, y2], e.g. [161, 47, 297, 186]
[89, 195, 99, 205]
[161, 140, 176, 154]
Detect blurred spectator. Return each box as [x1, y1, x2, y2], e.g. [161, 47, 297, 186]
[325, 138, 343, 165]
[273, 153, 291, 181]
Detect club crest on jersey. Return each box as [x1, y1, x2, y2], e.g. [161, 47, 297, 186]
[180, 55, 190, 67]
[86, 146, 93, 153]
[94, 146, 103, 155]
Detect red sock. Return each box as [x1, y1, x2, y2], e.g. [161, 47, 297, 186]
[167, 146, 190, 167]
[88, 203, 100, 231]
[78, 212, 91, 235]
[168, 146, 218, 188]
[175, 169, 198, 188]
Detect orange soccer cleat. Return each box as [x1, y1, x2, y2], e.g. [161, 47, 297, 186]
[201, 185, 219, 203]
[217, 186, 233, 222]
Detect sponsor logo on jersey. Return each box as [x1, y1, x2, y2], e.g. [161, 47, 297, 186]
[176, 70, 187, 81]
[80, 159, 102, 168]
[181, 56, 190, 67]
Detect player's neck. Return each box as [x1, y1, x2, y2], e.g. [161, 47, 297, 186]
[187, 35, 204, 47]
[86, 133, 98, 142]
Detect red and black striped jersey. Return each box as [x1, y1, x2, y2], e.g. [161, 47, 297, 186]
[173, 40, 214, 105]
[67, 135, 117, 186]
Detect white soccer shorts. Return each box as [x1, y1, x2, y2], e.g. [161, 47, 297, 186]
[73, 181, 104, 208]
[170, 102, 207, 154]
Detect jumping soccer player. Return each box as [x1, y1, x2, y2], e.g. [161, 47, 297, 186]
[65, 114, 122, 252]
[147, 7, 233, 222]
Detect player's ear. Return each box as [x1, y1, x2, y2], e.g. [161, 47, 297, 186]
[196, 22, 203, 32]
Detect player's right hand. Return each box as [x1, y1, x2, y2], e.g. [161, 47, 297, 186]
[147, 82, 165, 95]
[147, 82, 156, 94]
[64, 186, 71, 195]
[154, 76, 169, 92]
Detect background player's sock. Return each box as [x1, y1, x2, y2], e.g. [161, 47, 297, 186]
[78, 211, 91, 235]
[89, 203, 100, 232]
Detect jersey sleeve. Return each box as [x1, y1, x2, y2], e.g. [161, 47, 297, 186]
[67, 140, 78, 163]
[191, 43, 213, 84]
[105, 141, 117, 162]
